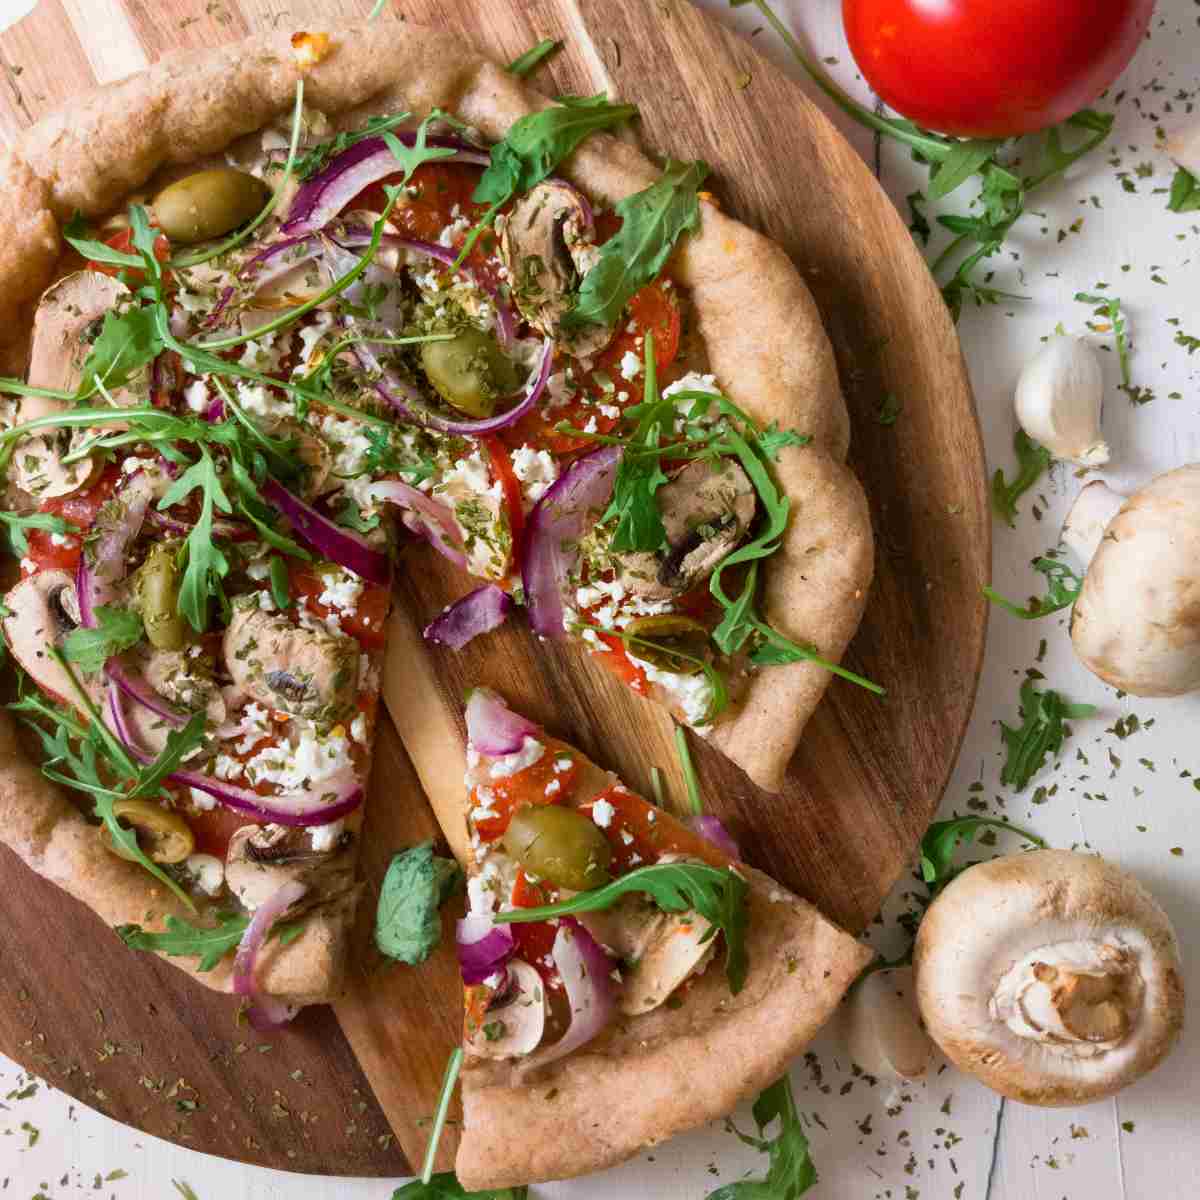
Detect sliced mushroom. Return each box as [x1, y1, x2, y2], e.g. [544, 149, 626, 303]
[223, 601, 359, 725]
[141, 648, 227, 725]
[2, 570, 86, 704]
[225, 822, 355, 911]
[914, 849, 1185, 1105]
[499, 181, 612, 357]
[842, 966, 933, 1083]
[467, 959, 549, 1059]
[617, 458, 758, 599]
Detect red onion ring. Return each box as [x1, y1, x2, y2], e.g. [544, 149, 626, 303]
[424, 584, 513, 650]
[689, 814, 741, 860]
[105, 657, 188, 729]
[233, 878, 309, 1031]
[465, 687, 539, 757]
[262, 477, 392, 587]
[200, 285, 236, 331]
[75, 474, 153, 627]
[283, 134, 490, 238]
[522, 445, 622, 639]
[238, 233, 325, 292]
[516, 917, 616, 1077]
[363, 479, 467, 570]
[455, 913, 516, 986]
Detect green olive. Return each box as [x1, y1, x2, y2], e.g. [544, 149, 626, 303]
[152, 168, 271, 244]
[420, 327, 521, 418]
[99, 798, 195, 865]
[131, 542, 187, 650]
[623, 614, 711, 675]
[502, 805, 613, 892]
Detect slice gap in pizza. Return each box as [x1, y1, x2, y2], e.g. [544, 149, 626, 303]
[444, 687, 871, 1189]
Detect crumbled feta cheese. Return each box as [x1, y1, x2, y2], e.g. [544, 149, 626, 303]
[626, 653, 717, 726]
[318, 568, 364, 615]
[619, 829, 634, 845]
[488, 736, 545, 779]
[183, 378, 210, 413]
[350, 713, 368, 743]
[509, 444, 560, 504]
[189, 787, 218, 812]
[554, 757, 573, 773]
[545, 778, 561, 796]
[185, 854, 225, 897]
[619, 350, 643, 381]
[310, 819, 345, 853]
[591, 798, 616, 828]
[235, 380, 293, 425]
[246, 721, 352, 793]
[598, 403, 621, 420]
[318, 412, 375, 476]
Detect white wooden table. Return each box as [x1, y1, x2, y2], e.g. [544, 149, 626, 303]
[2, 0, 1198, 1195]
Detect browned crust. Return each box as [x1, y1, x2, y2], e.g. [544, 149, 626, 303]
[0, 19, 870, 998]
[455, 753, 872, 1189]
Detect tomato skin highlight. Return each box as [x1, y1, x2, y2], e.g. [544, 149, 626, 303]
[842, 0, 1155, 137]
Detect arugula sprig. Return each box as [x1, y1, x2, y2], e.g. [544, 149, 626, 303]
[707, 1075, 816, 1199]
[1168, 166, 1200, 213]
[1076, 291, 1137, 400]
[1001, 678, 1096, 792]
[493, 860, 750, 994]
[0, 510, 75, 556]
[992, 430, 1052, 528]
[117, 911, 304, 971]
[61, 606, 144, 673]
[506, 38, 561, 79]
[984, 556, 1083, 620]
[393, 1177, 526, 1200]
[920, 815, 1045, 896]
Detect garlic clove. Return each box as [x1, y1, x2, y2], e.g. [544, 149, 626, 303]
[843, 965, 933, 1082]
[1060, 480, 1126, 568]
[1014, 336, 1110, 467]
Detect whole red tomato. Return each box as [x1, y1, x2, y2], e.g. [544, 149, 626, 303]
[842, 0, 1155, 138]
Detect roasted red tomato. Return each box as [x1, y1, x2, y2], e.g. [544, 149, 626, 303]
[842, 0, 1155, 137]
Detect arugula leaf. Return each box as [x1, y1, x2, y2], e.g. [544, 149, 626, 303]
[158, 448, 233, 632]
[493, 861, 750, 994]
[0, 510, 73, 556]
[991, 430, 1051, 527]
[1000, 678, 1096, 792]
[566, 159, 708, 330]
[930, 139, 1003, 199]
[62, 212, 142, 267]
[374, 842, 464, 966]
[984, 556, 1083, 620]
[61, 606, 144, 674]
[293, 112, 412, 181]
[381, 110, 460, 179]
[78, 304, 164, 395]
[920, 815, 1045, 895]
[335, 497, 382, 534]
[1075, 291, 1133, 392]
[458, 95, 639, 265]
[1168, 166, 1200, 213]
[392, 1176, 527, 1200]
[118, 913, 249, 972]
[268, 556, 293, 610]
[506, 38, 561, 78]
[707, 1075, 816, 1199]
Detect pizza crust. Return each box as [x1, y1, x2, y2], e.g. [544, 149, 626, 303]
[0, 18, 872, 996]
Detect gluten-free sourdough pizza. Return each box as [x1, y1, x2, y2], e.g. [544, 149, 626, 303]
[0, 23, 874, 1049]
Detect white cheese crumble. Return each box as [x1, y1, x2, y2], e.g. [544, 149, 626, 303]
[318, 412, 375, 476]
[591, 798, 616, 828]
[509, 444, 560, 504]
[245, 721, 352, 793]
[310, 819, 345, 853]
[189, 787, 217, 812]
[487, 736, 545, 779]
[350, 713, 368, 744]
[185, 854, 225, 897]
[183, 378, 210, 413]
[627, 654, 717, 727]
[318, 568, 364, 615]
[619, 350, 643, 381]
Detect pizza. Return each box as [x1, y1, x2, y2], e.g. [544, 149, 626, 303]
[444, 688, 871, 1188]
[0, 24, 874, 1037]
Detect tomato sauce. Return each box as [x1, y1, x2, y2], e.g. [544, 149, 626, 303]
[23, 463, 122, 575]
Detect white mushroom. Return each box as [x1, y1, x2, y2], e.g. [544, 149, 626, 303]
[225, 823, 355, 911]
[914, 850, 1184, 1105]
[1, 570, 88, 704]
[1168, 121, 1200, 178]
[1014, 337, 1109, 467]
[1064, 464, 1200, 696]
[1060, 479, 1127, 564]
[842, 965, 933, 1083]
[467, 959, 548, 1059]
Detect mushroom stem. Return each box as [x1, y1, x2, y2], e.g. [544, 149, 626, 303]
[1060, 481, 1126, 567]
[1168, 121, 1200, 178]
[843, 965, 933, 1082]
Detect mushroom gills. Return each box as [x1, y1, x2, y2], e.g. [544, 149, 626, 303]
[617, 458, 758, 599]
[468, 959, 548, 1059]
[225, 823, 355, 912]
[2, 571, 89, 704]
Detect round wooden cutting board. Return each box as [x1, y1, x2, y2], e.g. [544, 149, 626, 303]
[0, 0, 988, 1178]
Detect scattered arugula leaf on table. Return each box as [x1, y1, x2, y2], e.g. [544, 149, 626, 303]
[492, 860, 749, 995]
[1075, 291, 1135, 396]
[375, 842, 464, 966]
[991, 430, 1052, 527]
[506, 38, 561, 79]
[707, 1075, 816, 1199]
[920, 815, 1046, 896]
[61, 606, 145, 674]
[1001, 678, 1097, 792]
[984, 556, 1083, 620]
[393, 1176, 527, 1200]
[1168, 167, 1200, 213]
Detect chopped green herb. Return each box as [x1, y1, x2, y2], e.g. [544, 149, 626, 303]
[61, 606, 145, 674]
[1075, 291, 1132, 392]
[1167, 167, 1200, 213]
[984, 556, 1082, 620]
[676, 726, 702, 815]
[992, 430, 1052, 527]
[1001, 678, 1096, 792]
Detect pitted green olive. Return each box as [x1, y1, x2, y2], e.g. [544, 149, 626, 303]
[623, 614, 711, 674]
[100, 798, 194, 865]
[131, 542, 187, 650]
[152, 168, 271, 244]
[420, 327, 521, 418]
[502, 805, 613, 892]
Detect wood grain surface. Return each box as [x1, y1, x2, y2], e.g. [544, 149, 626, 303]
[0, 0, 988, 1178]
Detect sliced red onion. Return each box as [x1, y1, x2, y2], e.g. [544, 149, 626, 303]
[233, 878, 309, 1031]
[516, 918, 616, 1076]
[523, 446, 622, 639]
[204, 394, 226, 423]
[148, 508, 256, 542]
[238, 233, 324, 294]
[201, 285, 236, 330]
[689, 814, 741, 860]
[455, 913, 516, 986]
[76, 474, 153, 627]
[424, 585, 512, 650]
[106, 657, 187, 729]
[363, 479, 466, 570]
[107, 683, 364, 828]
[283, 134, 490, 238]
[465, 687, 539, 757]
[262, 477, 391, 587]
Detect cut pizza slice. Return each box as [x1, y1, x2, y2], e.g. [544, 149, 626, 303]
[446, 688, 872, 1189]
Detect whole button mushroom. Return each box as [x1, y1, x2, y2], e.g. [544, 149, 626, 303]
[1063, 464, 1200, 697]
[914, 850, 1184, 1105]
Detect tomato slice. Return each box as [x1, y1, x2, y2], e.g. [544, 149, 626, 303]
[86, 226, 170, 284]
[24, 464, 122, 574]
[589, 632, 648, 694]
[509, 869, 563, 991]
[481, 435, 524, 565]
[470, 737, 581, 842]
[186, 803, 255, 859]
[288, 560, 392, 650]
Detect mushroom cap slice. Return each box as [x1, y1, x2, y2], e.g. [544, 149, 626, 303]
[913, 849, 1184, 1106]
[1070, 464, 1200, 697]
[1060, 480, 1126, 567]
[499, 181, 612, 358]
[225, 823, 356, 912]
[467, 959, 549, 1059]
[1, 570, 89, 705]
[842, 965, 933, 1083]
[618, 457, 758, 599]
